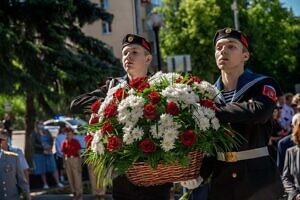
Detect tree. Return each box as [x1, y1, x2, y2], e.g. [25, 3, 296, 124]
[157, 0, 221, 81]
[241, 0, 298, 92]
[0, 0, 122, 164]
[158, 0, 299, 91]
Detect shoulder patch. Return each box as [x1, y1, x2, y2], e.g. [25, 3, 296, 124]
[262, 85, 277, 102]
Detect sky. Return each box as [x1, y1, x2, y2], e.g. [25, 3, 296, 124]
[280, 0, 300, 16]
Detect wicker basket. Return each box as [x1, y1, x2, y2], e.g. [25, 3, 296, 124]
[125, 151, 204, 186]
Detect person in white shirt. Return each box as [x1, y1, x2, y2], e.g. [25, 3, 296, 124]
[54, 123, 67, 183]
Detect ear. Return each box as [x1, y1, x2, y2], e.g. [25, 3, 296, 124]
[243, 52, 250, 62]
[145, 54, 152, 65]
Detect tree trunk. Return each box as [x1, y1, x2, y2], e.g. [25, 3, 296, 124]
[24, 91, 36, 167]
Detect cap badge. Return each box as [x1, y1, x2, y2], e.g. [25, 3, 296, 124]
[127, 36, 134, 42]
[225, 28, 232, 33]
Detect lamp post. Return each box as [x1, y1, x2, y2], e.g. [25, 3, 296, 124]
[148, 12, 163, 71]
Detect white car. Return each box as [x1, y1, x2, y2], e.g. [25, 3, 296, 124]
[43, 117, 87, 137]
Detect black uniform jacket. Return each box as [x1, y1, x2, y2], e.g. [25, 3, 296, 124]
[70, 75, 172, 200]
[200, 70, 284, 200]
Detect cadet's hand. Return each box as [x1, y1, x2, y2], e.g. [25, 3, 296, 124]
[295, 193, 300, 200]
[180, 176, 203, 189]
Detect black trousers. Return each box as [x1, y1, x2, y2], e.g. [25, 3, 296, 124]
[112, 175, 172, 200]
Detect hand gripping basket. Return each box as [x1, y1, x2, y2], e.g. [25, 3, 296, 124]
[125, 151, 204, 186]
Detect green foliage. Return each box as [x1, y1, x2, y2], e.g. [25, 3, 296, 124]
[158, 0, 299, 91]
[241, 0, 298, 91]
[157, 0, 220, 80]
[0, 0, 122, 117]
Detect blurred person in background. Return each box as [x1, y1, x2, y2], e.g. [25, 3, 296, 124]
[3, 113, 13, 146]
[291, 93, 300, 114]
[31, 121, 64, 189]
[0, 129, 30, 182]
[278, 93, 294, 133]
[54, 122, 67, 183]
[282, 113, 300, 200]
[61, 127, 82, 200]
[0, 129, 31, 200]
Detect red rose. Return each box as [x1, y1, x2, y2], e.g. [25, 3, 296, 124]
[165, 101, 179, 116]
[189, 76, 202, 84]
[101, 121, 114, 134]
[144, 104, 157, 119]
[91, 100, 101, 114]
[129, 76, 149, 92]
[179, 129, 197, 147]
[85, 134, 94, 148]
[89, 115, 99, 124]
[176, 77, 183, 83]
[200, 99, 216, 110]
[148, 91, 160, 104]
[113, 88, 128, 101]
[107, 136, 122, 152]
[137, 82, 150, 92]
[104, 102, 118, 118]
[139, 139, 156, 153]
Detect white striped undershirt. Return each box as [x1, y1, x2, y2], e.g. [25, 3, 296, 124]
[222, 90, 235, 103]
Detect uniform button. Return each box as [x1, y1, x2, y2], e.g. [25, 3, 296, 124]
[3, 181, 5, 184]
[4, 193, 7, 197]
[232, 172, 237, 178]
[3, 187, 6, 191]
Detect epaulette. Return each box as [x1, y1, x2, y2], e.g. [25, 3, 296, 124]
[3, 150, 18, 156]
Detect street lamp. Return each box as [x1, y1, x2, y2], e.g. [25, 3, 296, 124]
[148, 12, 163, 71]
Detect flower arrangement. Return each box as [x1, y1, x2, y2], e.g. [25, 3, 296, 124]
[85, 72, 240, 186]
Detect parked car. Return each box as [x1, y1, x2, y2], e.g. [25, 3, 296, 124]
[43, 117, 87, 137]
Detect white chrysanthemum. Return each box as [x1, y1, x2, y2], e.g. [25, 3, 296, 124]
[148, 71, 182, 86]
[194, 81, 218, 100]
[202, 107, 216, 119]
[123, 133, 134, 145]
[162, 83, 199, 107]
[150, 124, 161, 139]
[161, 139, 176, 152]
[131, 127, 144, 141]
[211, 117, 220, 130]
[117, 95, 145, 125]
[91, 133, 105, 155]
[163, 128, 179, 142]
[193, 106, 211, 131]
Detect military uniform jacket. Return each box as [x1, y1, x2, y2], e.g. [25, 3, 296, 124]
[204, 70, 284, 200]
[70, 75, 172, 200]
[0, 150, 30, 200]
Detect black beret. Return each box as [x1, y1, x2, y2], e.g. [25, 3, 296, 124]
[122, 34, 151, 52]
[213, 28, 249, 49]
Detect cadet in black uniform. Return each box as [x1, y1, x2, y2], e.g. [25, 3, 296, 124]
[181, 28, 284, 200]
[70, 34, 172, 200]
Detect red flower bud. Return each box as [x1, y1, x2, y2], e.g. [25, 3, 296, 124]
[91, 100, 101, 114]
[113, 88, 128, 101]
[144, 104, 157, 119]
[165, 101, 179, 116]
[179, 129, 197, 147]
[101, 121, 114, 134]
[200, 99, 217, 110]
[89, 116, 99, 124]
[85, 134, 94, 148]
[139, 139, 156, 153]
[148, 91, 161, 104]
[107, 136, 122, 152]
[104, 102, 118, 118]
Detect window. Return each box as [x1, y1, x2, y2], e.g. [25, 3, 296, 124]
[102, 21, 112, 34]
[100, 0, 110, 9]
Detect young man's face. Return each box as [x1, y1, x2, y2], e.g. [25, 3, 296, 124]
[215, 38, 249, 72]
[122, 44, 152, 78]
